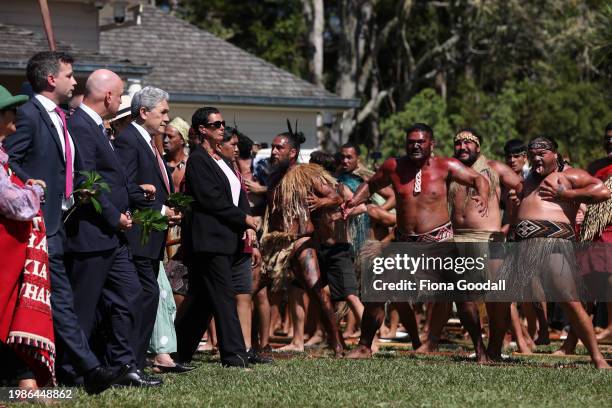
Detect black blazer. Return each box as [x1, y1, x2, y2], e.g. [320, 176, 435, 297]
[185, 145, 249, 255]
[114, 123, 173, 259]
[64, 107, 139, 252]
[4, 97, 78, 236]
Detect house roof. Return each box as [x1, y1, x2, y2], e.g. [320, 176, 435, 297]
[0, 23, 150, 76]
[100, 5, 358, 110]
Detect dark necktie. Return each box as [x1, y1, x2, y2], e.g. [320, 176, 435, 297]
[98, 124, 114, 150]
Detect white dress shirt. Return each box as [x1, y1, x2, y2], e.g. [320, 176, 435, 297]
[131, 122, 156, 154]
[35, 94, 75, 170]
[80, 103, 114, 150]
[35, 94, 75, 209]
[215, 158, 241, 206]
[130, 121, 169, 215]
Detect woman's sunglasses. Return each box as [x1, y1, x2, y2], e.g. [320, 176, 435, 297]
[205, 121, 225, 129]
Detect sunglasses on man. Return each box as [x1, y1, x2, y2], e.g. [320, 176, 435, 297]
[205, 121, 225, 129]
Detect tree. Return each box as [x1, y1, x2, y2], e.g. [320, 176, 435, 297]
[178, 0, 309, 77]
[380, 88, 454, 158]
[302, 0, 324, 86]
[174, 0, 611, 166]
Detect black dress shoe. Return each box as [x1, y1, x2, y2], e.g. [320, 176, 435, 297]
[153, 362, 196, 373]
[247, 349, 273, 365]
[136, 369, 163, 384]
[84, 365, 130, 395]
[255, 344, 273, 353]
[221, 354, 250, 368]
[113, 366, 162, 387]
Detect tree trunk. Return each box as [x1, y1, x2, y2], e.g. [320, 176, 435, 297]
[435, 70, 447, 100]
[302, 0, 324, 87]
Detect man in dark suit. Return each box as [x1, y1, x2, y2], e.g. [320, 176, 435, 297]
[63, 69, 160, 387]
[4, 52, 125, 394]
[114, 86, 179, 372]
[175, 107, 258, 367]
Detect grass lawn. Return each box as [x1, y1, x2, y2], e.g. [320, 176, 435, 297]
[37, 345, 611, 408]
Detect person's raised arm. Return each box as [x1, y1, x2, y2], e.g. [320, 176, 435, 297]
[447, 158, 490, 216]
[377, 186, 396, 211]
[307, 178, 343, 212]
[492, 161, 523, 194]
[346, 158, 393, 209]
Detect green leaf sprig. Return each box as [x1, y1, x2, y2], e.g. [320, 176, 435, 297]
[132, 208, 169, 246]
[64, 170, 111, 223]
[74, 170, 110, 212]
[166, 192, 195, 212]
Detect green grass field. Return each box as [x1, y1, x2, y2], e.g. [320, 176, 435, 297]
[35, 345, 612, 408]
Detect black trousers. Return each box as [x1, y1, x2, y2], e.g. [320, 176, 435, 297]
[132, 256, 160, 370]
[64, 244, 141, 369]
[175, 252, 247, 366]
[48, 230, 100, 382]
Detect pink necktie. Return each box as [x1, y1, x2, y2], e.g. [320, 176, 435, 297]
[151, 139, 170, 193]
[54, 107, 73, 197]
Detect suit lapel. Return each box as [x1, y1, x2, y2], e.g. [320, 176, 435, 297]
[200, 147, 232, 200]
[74, 110, 129, 186]
[80, 109, 113, 154]
[32, 98, 63, 160]
[133, 126, 169, 192]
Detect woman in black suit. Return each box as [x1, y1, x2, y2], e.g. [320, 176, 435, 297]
[175, 107, 258, 367]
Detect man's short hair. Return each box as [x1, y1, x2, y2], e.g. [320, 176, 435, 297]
[504, 139, 526, 155]
[406, 123, 434, 140]
[310, 151, 336, 173]
[131, 86, 169, 118]
[191, 106, 220, 132]
[605, 122, 612, 134]
[26, 51, 74, 93]
[455, 127, 483, 145]
[340, 142, 361, 156]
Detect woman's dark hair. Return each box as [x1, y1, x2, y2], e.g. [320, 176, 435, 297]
[222, 126, 237, 143]
[191, 106, 220, 133]
[236, 131, 254, 159]
[309, 151, 336, 173]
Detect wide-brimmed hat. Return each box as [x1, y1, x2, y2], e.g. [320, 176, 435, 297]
[110, 94, 132, 122]
[0, 85, 28, 111]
